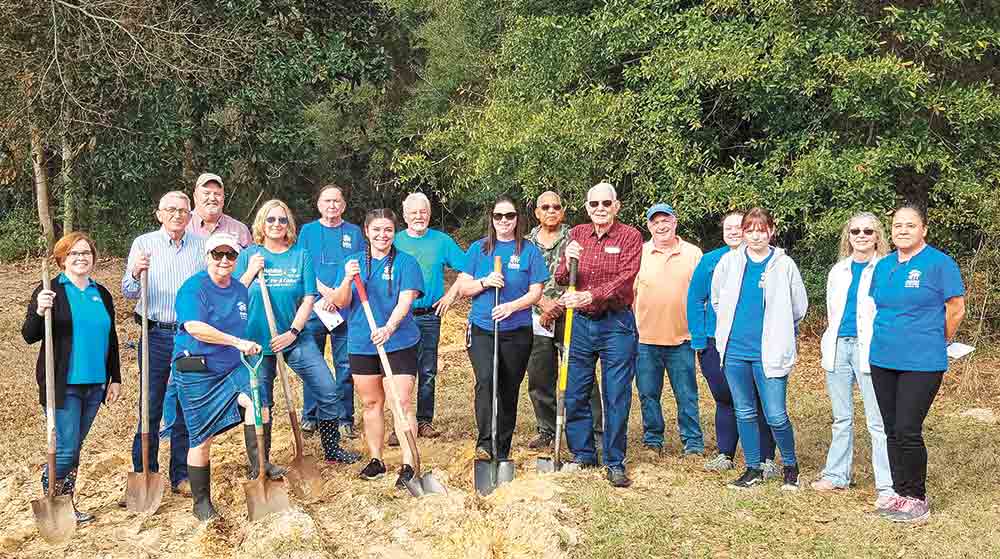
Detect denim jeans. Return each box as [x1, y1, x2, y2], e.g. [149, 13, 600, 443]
[261, 336, 339, 421]
[132, 327, 188, 485]
[302, 317, 351, 424]
[565, 309, 637, 470]
[46, 384, 104, 479]
[699, 338, 774, 460]
[635, 341, 703, 452]
[820, 338, 894, 496]
[414, 313, 441, 424]
[724, 357, 797, 468]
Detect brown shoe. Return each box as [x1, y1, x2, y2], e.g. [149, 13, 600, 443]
[417, 423, 440, 438]
[387, 431, 400, 447]
[172, 479, 192, 497]
[527, 433, 554, 450]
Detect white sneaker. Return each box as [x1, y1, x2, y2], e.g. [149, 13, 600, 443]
[704, 453, 735, 472]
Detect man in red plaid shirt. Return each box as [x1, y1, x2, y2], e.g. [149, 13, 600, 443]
[555, 181, 643, 488]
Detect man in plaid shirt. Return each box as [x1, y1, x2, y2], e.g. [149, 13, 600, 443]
[555, 181, 643, 488]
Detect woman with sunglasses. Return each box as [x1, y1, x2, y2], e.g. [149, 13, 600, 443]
[867, 205, 965, 523]
[712, 208, 808, 490]
[329, 209, 425, 487]
[236, 200, 359, 476]
[457, 196, 548, 462]
[23, 232, 121, 524]
[812, 213, 895, 506]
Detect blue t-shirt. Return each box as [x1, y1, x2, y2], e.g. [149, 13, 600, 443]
[687, 245, 728, 350]
[297, 219, 365, 290]
[726, 249, 774, 361]
[235, 245, 317, 355]
[173, 271, 250, 376]
[60, 274, 111, 385]
[870, 245, 965, 372]
[837, 260, 868, 338]
[346, 249, 424, 355]
[393, 229, 467, 311]
[463, 239, 549, 332]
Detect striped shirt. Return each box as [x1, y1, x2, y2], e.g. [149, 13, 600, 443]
[122, 228, 207, 323]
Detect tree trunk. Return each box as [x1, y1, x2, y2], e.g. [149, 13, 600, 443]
[61, 132, 75, 234]
[30, 123, 55, 252]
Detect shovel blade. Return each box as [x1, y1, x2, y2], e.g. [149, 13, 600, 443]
[473, 458, 497, 496]
[497, 460, 515, 485]
[31, 495, 76, 544]
[125, 471, 165, 515]
[536, 457, 556, 473]
[244, 478, 291, 522]
[418, 472, 448, 496]
[287, 456, 324, 501]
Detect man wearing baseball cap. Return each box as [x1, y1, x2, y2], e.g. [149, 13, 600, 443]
[187, 173, 252, 248]
[633, 203, 705, 457]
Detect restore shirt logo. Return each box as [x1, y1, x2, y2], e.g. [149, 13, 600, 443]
[905, 269, 922, 288]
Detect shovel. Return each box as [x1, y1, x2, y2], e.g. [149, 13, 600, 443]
[474, 256, 515, 496]
[31, 258, 76, 544]
[126, 270, 166, 514]
[537, 257, 577, 473]
[242, 353, 291, 520]
[257, 274, 324, 500]
[352, 275, 447, 497]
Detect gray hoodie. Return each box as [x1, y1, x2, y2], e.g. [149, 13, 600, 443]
[711, 245, 808, 378]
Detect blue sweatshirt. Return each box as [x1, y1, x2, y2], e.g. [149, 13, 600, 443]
[686, 245, 729, 350]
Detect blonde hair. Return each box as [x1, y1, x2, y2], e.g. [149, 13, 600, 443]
[837, 211, 889, 259]
[252, 199, 298, 245]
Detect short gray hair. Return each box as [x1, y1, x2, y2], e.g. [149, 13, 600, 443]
[403, 192, 431, 212]
[159, 190, 191, 210]
[535, 190, 561, 207]
[588, 181, 617, 201]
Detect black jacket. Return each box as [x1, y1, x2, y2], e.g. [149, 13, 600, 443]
[21, 276, 122, 408]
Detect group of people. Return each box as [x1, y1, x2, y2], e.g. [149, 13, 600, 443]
[23, 174, 965, 526]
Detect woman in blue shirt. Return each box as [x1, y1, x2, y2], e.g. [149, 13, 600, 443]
[236, 200, 360, 475]
[330, 209, 425, 488]
[868, 205, 966, 523]
[456, 196, 547, 462]
[23, 232, 121, 525]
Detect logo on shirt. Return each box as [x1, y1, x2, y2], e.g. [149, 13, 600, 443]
[342, 235, 352, 249]
[508, 254, 521, 270]
[905, 269, 922, 289]
[382, 268, 393, 281]
[238, 302, 248, 320]
[92, 296, 101, 302]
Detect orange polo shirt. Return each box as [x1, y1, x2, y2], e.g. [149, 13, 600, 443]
[634, 238, 703, 346]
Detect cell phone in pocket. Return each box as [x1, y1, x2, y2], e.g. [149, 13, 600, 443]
[175, 355, 208, 372]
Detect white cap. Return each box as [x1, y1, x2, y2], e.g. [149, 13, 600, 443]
[195, 173, 224, 190]
[204, 233, 241, 254]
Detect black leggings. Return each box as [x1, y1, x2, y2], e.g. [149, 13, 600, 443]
[468, 324, 532, 460]
[870, 365, 943, 500]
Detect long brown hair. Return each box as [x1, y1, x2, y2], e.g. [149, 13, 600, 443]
[481, 194, 525, 256]
[363, 208, 397, 296]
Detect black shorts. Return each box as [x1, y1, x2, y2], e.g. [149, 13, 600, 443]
[349, 345, 418, 376]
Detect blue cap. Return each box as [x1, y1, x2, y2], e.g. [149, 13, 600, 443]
[646, 203, 676, 221]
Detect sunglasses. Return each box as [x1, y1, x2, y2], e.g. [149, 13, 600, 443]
[588, 200, 614, 208]
[265, 216, 289, 225]
[850, 228, 875, 236]
[210, 249, 238, 262]
[539, 204, 562, 212]
[492, 212, 517, 221]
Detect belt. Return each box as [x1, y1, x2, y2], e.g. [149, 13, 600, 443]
[412, 307, 435, 316]
[134, 313, 179, 332]
[579, 307, 628, 321]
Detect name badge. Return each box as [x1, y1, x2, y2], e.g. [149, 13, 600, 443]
[342, 234, 352, 249]
[604, 246, 621, 254]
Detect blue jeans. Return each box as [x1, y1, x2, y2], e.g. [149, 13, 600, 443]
[699, 338, 774, 460]
[821, 338, 894, 496]
[724, 357, 797, 468]
[303, 317, 352, 424]
[261, 336, 339, 421]
[414, 313, 441, 424]
[132, 328, 188, 485]
[636, 341, 703, 452]
[46, 384, 103, 479]
[158, 377, 177, 440]
[565, 309, 637, 470]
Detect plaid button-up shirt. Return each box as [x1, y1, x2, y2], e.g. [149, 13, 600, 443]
[554, 220, 643, 316]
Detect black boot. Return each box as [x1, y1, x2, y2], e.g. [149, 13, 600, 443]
[243, 424, 286, 480]
[64, 469, 95, 524]
[188, 464, 218, 521]
[262, 423, 288, 479]
[319, 419, 361, 464]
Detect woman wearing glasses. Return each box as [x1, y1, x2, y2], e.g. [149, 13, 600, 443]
[23, 232, 122, 524]
[235, 200, 359, 476]
[457, 196, 548, 462]
[812, 213, 895, 507]
[867, 205, 965, 523]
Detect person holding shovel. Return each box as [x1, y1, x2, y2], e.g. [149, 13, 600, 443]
[457, 196, 547, 464]
[328, 208, 426, 488]
[23, 232, 122, 524]
[235, 199, 360, 473]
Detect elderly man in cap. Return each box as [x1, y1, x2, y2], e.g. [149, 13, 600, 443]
[120, 190, 207, 501]
[555, 182, 643, 488]
[187, 173, 252, 247]
[633, 203, 704, 456]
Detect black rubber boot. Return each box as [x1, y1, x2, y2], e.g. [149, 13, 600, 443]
[188, 464, 219, 521]
[64, 469, 95, 524]
[243, 424, 286, 480]
[262, 423, 288, 480]
[319, 419, 361, 464]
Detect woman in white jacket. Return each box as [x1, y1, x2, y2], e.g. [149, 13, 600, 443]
[811, 213, 895, 507]
[712, 208, 808, 490]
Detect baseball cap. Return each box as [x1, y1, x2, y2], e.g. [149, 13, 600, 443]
[646, 203, 677, 221]
[195, 173, 224, 190]
[205, 233, 241, 254]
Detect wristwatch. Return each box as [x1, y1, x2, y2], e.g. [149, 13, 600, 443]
[289, 326, 300, 337]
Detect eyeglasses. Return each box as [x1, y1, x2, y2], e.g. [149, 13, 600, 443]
[210, 249, 238, 262]
[588, 200, 614, 208]
[492, 212, 517, 221]
[159, 207, 190, 216]
[68, 250, 92, 258]
[539, 204, 562, 212]
[265, 216, 289, 225]
[850, 228, 875, 236]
